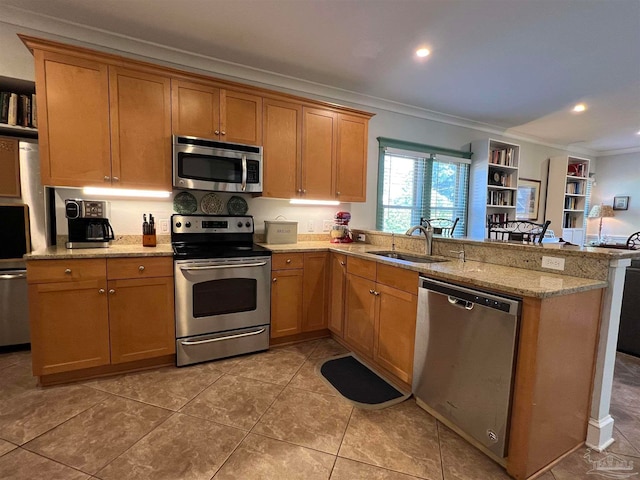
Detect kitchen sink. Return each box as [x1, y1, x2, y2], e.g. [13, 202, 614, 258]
[369, 251, 449, 264]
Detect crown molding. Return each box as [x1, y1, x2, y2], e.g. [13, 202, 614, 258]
[596, 146, 640, 158]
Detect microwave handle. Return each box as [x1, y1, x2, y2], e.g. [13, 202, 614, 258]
[241, 154, 247, 192]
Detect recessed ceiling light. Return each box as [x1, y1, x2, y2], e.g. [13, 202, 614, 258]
[416, 48, 430, 58]
[573, 103, 587, 113]
[636, 130, 640, 135]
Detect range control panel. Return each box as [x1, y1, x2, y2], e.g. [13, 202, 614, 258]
[172, 214, 254, 234]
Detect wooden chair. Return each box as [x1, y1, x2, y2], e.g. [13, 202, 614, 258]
[420, 217, 459, 236]
[626, 232, 640, 250]
[487, 219, 551, 244]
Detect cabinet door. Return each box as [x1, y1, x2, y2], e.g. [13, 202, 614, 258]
[328, 253, 347, 336]
[109, 66, 172, 190]
[108, 276, 175, 364]
[29, 279, 110, 375]
[171, 79, 220, 138]
[33, 50, 111, 187]
[302, 252, 328, 332]
[271, 269, 303, 338]
[335, 113, 368, 202]
[262, 98, 301, 198]
[374, 283, 417, 384]
[344, 273, 376, 357]
[302, 107, 335, 199]
[0, 137, 20, 197]
[222, 90, 262, 145]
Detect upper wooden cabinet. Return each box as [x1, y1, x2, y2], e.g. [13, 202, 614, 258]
[335, 114, 368, 202]
[172, 79, 262, 145]
[29, 46, 171, 190]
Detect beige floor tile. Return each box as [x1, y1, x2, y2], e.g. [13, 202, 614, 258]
[228, 349, 306, 385]
[534, 472, 556, 480]
[84, 362, 223, 410]
[0, 349, 31, 371]
[180, 374, 283, 430]
[1, 360, 38, 401]
[309, 339, 349, 361]
[0, 439, 17, 457]
[0, 384, 108, 445]
[0, 448, 90, 480]
[289, 358, 338, 397]
[437, 422, 511, 480]
[330, 457, 423, 479]
[213, 433, 335, 480]
[24, 395, 171, 475]
[253, 386, 353, 454]
[96, 413, 245, 480]
[339, 400, 442, 479]
[607, 427, 640, 458]
[551, 447, 640, 479]
[277, 340, 322, 358]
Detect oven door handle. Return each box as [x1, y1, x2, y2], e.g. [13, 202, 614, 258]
[180, 328, 266, 346]
[241, 154, 247, 192]
[180, 261, 268, 271]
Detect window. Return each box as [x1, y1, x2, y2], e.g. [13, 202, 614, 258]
[376, 139, 471, 235]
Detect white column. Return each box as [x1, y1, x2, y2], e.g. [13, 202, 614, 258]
[586, 257, 631, 451]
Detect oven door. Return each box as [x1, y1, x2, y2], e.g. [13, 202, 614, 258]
[174, 256, 271, 338]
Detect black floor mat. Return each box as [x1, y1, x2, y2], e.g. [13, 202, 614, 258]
[319, 354, 409, 407]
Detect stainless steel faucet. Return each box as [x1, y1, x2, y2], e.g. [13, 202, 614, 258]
[405, 225, 433, 256]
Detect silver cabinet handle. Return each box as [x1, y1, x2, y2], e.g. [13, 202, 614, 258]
[273, 278, 277, 282]
[221, 131, 226, 135]
[64, 268, 72, 274]
[374, 291, 380, 296]
[104, 176, 110, 181]
[303, 189, 307, 193]
[297, 189, 302, 193]
[98, 288, 105, 294]
[180, 261, 268, 271]
[286, 259, 291, 264]
[113, 176, 119, 182]
[214, 130, 220, 135]
[109, 289, 115, 294]
[369, 289, 375, 294]
[138, 265, 145, 271]
[181, 328, 266, 346]
[340, 261, 345, 266]
[337, 191, 341, 196]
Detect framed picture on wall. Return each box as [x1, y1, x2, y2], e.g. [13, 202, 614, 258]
[516, 178, 541, 220]
[613, 196, 629, 210]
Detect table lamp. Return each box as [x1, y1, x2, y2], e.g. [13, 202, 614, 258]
[588, 204, 615, 244]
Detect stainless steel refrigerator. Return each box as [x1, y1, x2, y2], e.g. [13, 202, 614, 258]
[0, 140, 52, 347]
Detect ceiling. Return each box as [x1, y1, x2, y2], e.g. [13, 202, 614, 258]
[3, 0, 640, 154]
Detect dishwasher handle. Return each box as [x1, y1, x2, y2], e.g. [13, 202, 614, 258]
[448, 296, 474, 310]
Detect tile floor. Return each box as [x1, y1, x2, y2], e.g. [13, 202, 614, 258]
[1, 338, 639, 479]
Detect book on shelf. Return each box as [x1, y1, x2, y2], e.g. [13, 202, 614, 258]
[566, 182, 582, 195]
[7, 93, 18, 126]
[0, 92, 9, 123]
[488, 212, 510, 224]
[31, 93, 37, 128]
[0, 89, 36, 128]
[490, 148, 515, 166]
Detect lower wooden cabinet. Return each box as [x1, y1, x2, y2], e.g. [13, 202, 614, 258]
[270, 252, 329, 339]
[343, 258, 418, 386]
[328, 253, 347, 336]
[27, 257, 175, 377]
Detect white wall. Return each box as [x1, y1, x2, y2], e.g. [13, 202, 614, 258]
[0, 17, 600, 238]
[590, 152, 640, 242]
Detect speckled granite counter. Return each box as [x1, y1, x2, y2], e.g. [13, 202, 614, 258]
[24, 244, 173, 260]
[260, 241, 607, 299]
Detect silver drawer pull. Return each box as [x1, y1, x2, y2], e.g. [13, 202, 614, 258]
[0, 272, 27, 280]
[64, 268, 72, 274]
[180, 261, 267, 271]
[109, 289, 115, 294]
[138, 265, 145, 271]
[181, 328, 266, 346]
[286, 259, 291, 263]
[340, 261, 345, 266]
[98, 288, 105, 294]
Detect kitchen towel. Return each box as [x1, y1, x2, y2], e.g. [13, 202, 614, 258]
[317, 353, 410, 409]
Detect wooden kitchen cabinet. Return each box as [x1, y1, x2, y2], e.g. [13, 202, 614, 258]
[343, 258, 418, 386]
[328, 253, 347, 336]
[27, 256, 175, 380]
[301, 107, 336, 200]
[26, 39, 172, 190]
[335, 114, 368, 202]
[262, 98, 302, 198]
[270, 252, 329, 339]
[0, 137, 21, 197]
[171, 79, 262, 145]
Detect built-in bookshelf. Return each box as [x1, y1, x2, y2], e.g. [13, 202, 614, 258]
[469, 139, 520, 238]
[0, 76, 38, 138]
[545, 155, 591, 245]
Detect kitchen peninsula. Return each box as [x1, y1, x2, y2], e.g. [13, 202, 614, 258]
[24, 233, 638, 479]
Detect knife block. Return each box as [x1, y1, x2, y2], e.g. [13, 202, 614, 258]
[143, 234, 156, 247]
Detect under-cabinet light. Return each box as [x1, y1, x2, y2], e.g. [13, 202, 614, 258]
[289, 199, 340, 206]
[83, 187, 171, 198]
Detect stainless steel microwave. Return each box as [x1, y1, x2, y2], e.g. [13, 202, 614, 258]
[173, 136, 263, 193]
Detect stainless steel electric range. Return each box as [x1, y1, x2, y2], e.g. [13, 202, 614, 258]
[172, 214, 271, 367]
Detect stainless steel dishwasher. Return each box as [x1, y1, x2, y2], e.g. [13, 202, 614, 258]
[413, 276, 520, 459]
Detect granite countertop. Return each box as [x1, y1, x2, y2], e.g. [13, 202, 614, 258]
[24, 244, 174, 260]
[261, 241, 607, 299]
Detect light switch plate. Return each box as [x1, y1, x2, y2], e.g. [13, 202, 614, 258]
[159, 219, 169, 234]
[322, 220, 333, 232]
[541, 256, 565, 271]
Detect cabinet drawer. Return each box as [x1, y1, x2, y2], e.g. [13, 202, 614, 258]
[27, 259, 106, 284]
[107, 256, 173, 280]
[272, 253, 304, 270]
[376, 264, 418, 295]
[347, 257, 376, 280]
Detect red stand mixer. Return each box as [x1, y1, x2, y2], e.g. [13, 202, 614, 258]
[330, 211, 353, 243]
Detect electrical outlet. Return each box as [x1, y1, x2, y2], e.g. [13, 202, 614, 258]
[322, 220, 333, 232]
[160, 219, 169, 234]
[307, 220, 314, 232]
[541, 256, 565, 271]
[357, 233, 366, 242]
